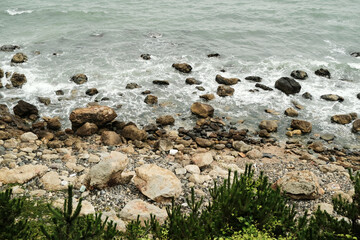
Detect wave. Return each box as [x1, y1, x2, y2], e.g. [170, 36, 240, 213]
[6, 9, 33, 16]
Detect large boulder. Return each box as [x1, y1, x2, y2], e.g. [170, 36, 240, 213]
[259, 120, 278, 132]
[274, 77, 301, 95]
[120, 199, 167, 224]
[245, 76, 262, 82]
[0, 164, 48, 184]
[273, 170, 325, 200]
[121, 124, 147, 141]
[69, 105, 117, 130]
[331, 114, 352, 125]
[71, 74, 88, 85]
[285, 108, 299, 117]
[291, 119, 312, 133]
[315, 68, 331, 78]
[75, 122, 98, 136]
[290, 70, 308, 80]
[217, 85, 234, 97]
[134, 164, 182, 202]
[13, 100, 39, 118]
[190, 102, 214, 118]
[215, 74, 239, 85]
[321, 94, 344, 102]
[10, 73, 27, 88]
[172, 63, 192, 73]
[11, 53, 28, 63]
[353, 119, 360, 133]
[87, 151, 128, 189]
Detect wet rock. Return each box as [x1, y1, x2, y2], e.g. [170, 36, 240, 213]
[0, 45, 20, 52]
[40, 171, 66, 191]
[215, 74, 239, 85]
[121, 124, 147, 141]
[0, 68, 3, 78]
[44, 117, 62, 130]
[144, 95, 158, 104]
[320, 133, 335, 141]
[172, 63, 192, 73]
[245, 76, 262, 82]
[255, 83, 273, 91]
[273, 170, 324, 200]
[134, 164, 182, 201]
[302, 92, 313, 100]
[55, 90, 64, 95]
[87, 151, 128, 189]
[69, 105, 117, 130]
[232, 141, 252, 152]
[285, 108, 298, 117]
[315, 68, 331, 78]
[38, 97, 51, 105]
[353, 119, 360, 133]
[126, 83, 141, 89]
[86, 88, 98, 96]
[290, 70, 308, 80]
[200, 93, 215, 101]
[321, 94, 344, 102]
[217, 85, 234, 97]
[13, 100, 39, 118]
[196, 86, 205, 91]
[350, 112, 358, 120]
[195, 137, 213, 148]
[259, 120, 278, 132]
[190, 102, 214, 118]
[20, 132, 38, 142]
[309, 141, 325, 153]
[185, 78, 202, 85]
[192, 152, 213, 167]
[351, 52, 360, 57]
[11, 53, 28, 63]
[10, 73, 27, 88]
[0, 164, 48, 184]
[331, 114, 352, 125]
[207, 53, 220, 58]
[153, 80, 169, 85]
[120, 199, 167, 224]
[274, 77, 301, 95]
[140, 54, 151, 60]
[76, 122, 98, 136]
[291, 119, 312, 133]
[101, 131, 121, 145]
[71, 74, 88, 85]
[358, 93, 360, 99]
[141, 90, 151, 95]
[156, 115, 175, 126]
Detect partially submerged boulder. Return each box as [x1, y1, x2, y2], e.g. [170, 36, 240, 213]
[215, 74, 239, 85]
[291, 119, 312, 133]
[11, 53, 28, 63]
[190, 102, 214, 118]
[172, 63, 192, 73]
[331, 114, 352, 125]
[315, 68, 331, 78]
[353, 119, 360, 133]
[217, 85, 234, 97]
[290, 70, 308, 80]
[10, 73, 27, 88]
[71, 74, 88, 85]
[274, 77, 301, 95]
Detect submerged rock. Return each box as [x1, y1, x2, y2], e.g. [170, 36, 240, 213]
[10, 73, 27, 88]
[274, 77, 301, 95]
[217, 85, 234, 97]
[245, 76, 262, 82]
[321, 94, 344, 102]
[215, 74, 239, 85]
[259, 120, 278, 132]
[290, 70, 308, 80]
[86, 88, 98, 96]
[207, 53, 220, 58]
[172, 63, 192, 73]
[71, 74, 88, 85]
[350, 52, 360, 57]
[38, 97, 51, 105]
[315, 68, 331, 78]
[357, 93, 360, 100]
[11, 53, 28, 63]
[126, 83, 141, 89]
[190, 102, 214, 118]
[352, 119, 360, 133]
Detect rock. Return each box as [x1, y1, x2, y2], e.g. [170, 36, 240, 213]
[185, 78, 201, 85]
[314, 203, 333, 215]
[45, 117, 62, 130]
[120, 199, 167, 224]
[195, 137, 213, 148]
[38, 97, 51, 105]
[259, 120, 278, 132]
[259, 129, 270, 138]
[101, 210, 126, 232]
[232, 141, 252, 152]
[140, 54, 151, 60]
[331, 114, 352, 125]
[215, 74, 239, 85]
[315, 68, 331, 78]
[86, 88, 98, 96]
[10, 73, 27, 88]
[273, 170, 325, 200]
[0, 131, 11, 140]
[55, 90, 64, 95]
[255, 83, 273, 91]
[69, 105, 117, 130]
[350, 112, 358, 120]
[75, 122, 98, 136]
[217, 85, 234, 97]
[20, 132, 38, 142]
[120, 124, 146, 141]
[153, 80, 169, 85]
[291, 119, 312, 133]
[290, 70, 308, 80]
[47, 140, 64, 149]
[351, 52, 360, 57]
[190, 102, 214, 118]
[53, 199, 95, 216]
[196, 86, 205, 91]
[245, 76, 262, 82]
[126, 83, 141, 89]
[11, 53, 28, 63]
[156, 115, 175, 126]
[353, 119, 360, 133]
[285, 108, 299, 117]
[189, 174, 211, 184]
[71, 74, 88, 85]
[0, 164, 48, 184]
[302, 92, 313, 100]
[134, 164, 182, 201]
[274, 77, 301, 95]
[172, 63, 192, 73]
[192, 152, 213, 168]
[185, 165, 201, 174]
[0, 45, 20, 52]
[357, 93, 360, 99]
[200, 93, 215, 101]
[321, 94, 344, 102]
[141, 90, 151, 95]
[144, 95, 158, 105]
[309, 141, 325, 153]
[0, 68, 3, 79]
[87, 151, 128, 189]
[320, 134, 335, 141]
[40, 171, 66, 191]
[246, 149, 262, 159]
[101, 131, 121, 145]
[156, 139, 173, 152]
[207, 53, 220, 58]
[13, 100, 39, 118]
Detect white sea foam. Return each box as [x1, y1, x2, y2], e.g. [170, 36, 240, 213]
[6, 9, 33, 15]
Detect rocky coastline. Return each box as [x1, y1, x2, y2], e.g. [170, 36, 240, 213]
[0, 45, 360, 231]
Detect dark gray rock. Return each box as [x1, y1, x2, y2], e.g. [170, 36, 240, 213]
[255, 83, 273, 91]
[126, 83, 141, 89]
[217, 85, 234, 97]
[172, 63, 192, 73]
[350, 52, 360, 57]
[207, 53, 220, 58]
[71, 74, 88, 85]
[245, 76, 262, 82]
[0, 45, 20, 52]
[357, 93, 360, 99]
[315, 68, 331, 79]
[274, 77, 301, 95]
[290, 70, 308, 80]
[86, 88, 99, 96]
[13, 100, 39, 118]
[140, 54, 151, 60]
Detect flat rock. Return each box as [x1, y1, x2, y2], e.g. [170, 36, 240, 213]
[185, 78, 202, 85]
[172, 63, 192, 73]
[255, 83, 273, 91]
[195, 137, 213, 148]
[302, 92, 313, 100]
[40, 171, 67, 191]
[200, 93, 215, 101]
[0, 45, 20, 52]
[246, 149, 262, 159]
[217, 85, 234, 97]
[153, 80, 169, 85]
[331, 114, 352, 125]
[245, 76, 262, 82]
[0, 164, 48, 184]
[291, 119, 312, 133]
[120, 199, 167, 224]
[259, 120, 278, 132]
[275, 77, 301, 95]
[215, 74, 239, 85]
[192, 152, 213, 168]
[190, 102, 214, 118]
[189, 174, 211, 184]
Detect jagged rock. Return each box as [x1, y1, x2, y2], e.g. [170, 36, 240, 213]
[285, 108, 299, 117]
[76, 122, 98, 136]
[215, 74, 239, 85]
[126, 83, 141, 89]
[13, 100, 39, 118]
[290, 70, 308, 80]
[0, 45, 20, 52]
[274, 77, 301, 95]
[291, 119, 312, 133]
[140, 54, 151, 60]
[331, 114, 352, 125]
[315, 68, 331, 78]
[40, 171, 67, 191]
[353, 119, 360, 133]
[172, 63, 192, 73]
[20, 132, 38, 142]
[190, 102, 214, 118]
[200, 93, 215, 101]
[86, 88, 98, 96]
[192, 152, 213, 167]
[10, 73, 27, 87]
[101, 131, 121, 145]
[156, 115, 175, 126]
[217, 85, 234, 97]
[273, 170, 324, 200]
[11, 53, 28, 63]
[321, 94, 344, 102]
[144, 95, 158, 104]
[38, 97, 51, 105]
[120, 199, 167, 224]
[232, 141, 252, 152]
[245, 76, 262, 82]
[255, 83, 273, 91]
[153, 80, 169, 85]
[0, 164, 48, 184]
[185, 78, 201, 85]
[207, 53, 220, 58]
[71, 74, 88, 85]
[302, 92, 313, 100]
[134, 164, 182, 201]
[121, 124, 147, 141]
[259, 120, 278, 132]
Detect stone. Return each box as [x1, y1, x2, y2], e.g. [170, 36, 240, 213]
[101, 131, 121, 145]
[190, 102, 214, 118]
[259, 129, 270, 138]
[121, 124, 147, 141]
[319, 164, 345, 173]
[259, 120, 278, 132]
[85, 88, 98, 96]
[215, 74, 239, 85]
[285, 108, 298, 117]
[156, 115, 175, 126]
[172, 63, 192, 73]
[87, 151, 128, 189]
[353, 119, 360, 133]
[302, 92, 313, 100]
[351, 52, 360, 57]
[331, 114, 352, 125]
[10, 73, 27, 88]
[314, 203, 333, 215]
[290, 70, 308, 80]
[189, 174, 212, 184]
[207, 53, 220, 57]
[120, 199, 167, 224]
[274, 77, 301, 95]
[0, 164, 48, 184]
[69, 105, 117, 130]
[20, 132, 38, 142]
[153, 80, 169, 85]
[40, 171, 66, 191]
[309, 141, 325, 153]
[44, 117, 61, 130]
[255, 83, 273, 91]
[11, 53, 28, 63]
[232, 141, 252, 152]
[53, 198, 95, 216]
[246, 149, 262, 159]
[217, 85, 234, 97]
[126, 83, 141, 89]
[245, 76, 262, 82]
[200, 93, 215, 101]
[0, 45, 20, 52]
[315, 68, 331, 78]
[144, 95, 158, 104]
[0, 131, 11, 140]
[195, 137, 213, 148]
[134, 164, 182, 201]
[291, 119, 312, 133]
[321, 94, 344, 102]
[71, 74, 88, 85]
[38, 97, 50, 105]
[101, 210, 126, 232]
[185, 165, 201, 174]
[140, 54, 151, 60]
[192, 152, 213, 168]
[185, 78, 201, 85]
[357, 93, 360, 100]
[47, 140, 64, 149]
[273, 170, 325, 200]
[333, 191, 352, 203]
[13, 100, 38, 118]
[196, 86, 205, 91]
[156, 139, 173, 152]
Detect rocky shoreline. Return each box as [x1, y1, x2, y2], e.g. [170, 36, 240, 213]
[1, 45, 360, 231]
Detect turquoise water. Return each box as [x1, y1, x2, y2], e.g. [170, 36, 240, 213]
[1, 0, 359, 145]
